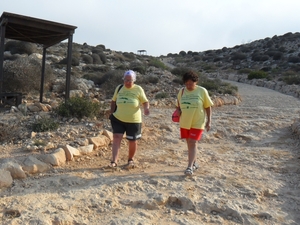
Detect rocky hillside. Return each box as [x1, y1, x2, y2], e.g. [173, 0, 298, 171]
[168, 32, 300, 74]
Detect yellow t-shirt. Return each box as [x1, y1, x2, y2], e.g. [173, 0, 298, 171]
[112, 84, 148, 123]
[177, 86, 213, 129]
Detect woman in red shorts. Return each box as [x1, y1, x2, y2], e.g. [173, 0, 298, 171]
[175, 70, 213, 175]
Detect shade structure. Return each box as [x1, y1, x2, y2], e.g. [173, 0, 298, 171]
[0, 11, 77, 105]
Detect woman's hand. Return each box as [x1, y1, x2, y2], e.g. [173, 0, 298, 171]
[143, 102, 150, 115]
[144, 108, 150, 115]
[205, 121, 211, 131]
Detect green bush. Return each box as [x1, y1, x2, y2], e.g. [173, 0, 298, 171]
[230, 52, 247, 60]
[130, 61, 146, 74]
[138, 75, 159, 85]
[82, 73, 103, 85]
[200, 78, 220, 91]
[5, 40, 37, 55]
[248, 71, 268, 80]
[0, 122, 20, 143]
[32, 117, 59, 132]
[179, 51, 187, 56]
[217, 82, 238, 95]
[3, 57, 54, 93]
[82, 54, 93, 64]
[132, 65, 146, 74]
[251, 53, 269, 62]
[283, 74, 300, 85]
[265, 50, 283, 60]
[155, 92, 169, 99]
[99, 52, 107, 64]
[237, 68, 252, 74]
[171, 67, 191, 77]
[288, 56, 300, 63]
[92, 53, 102, 64]
[202, 64, 217, 72]
[199, 78, 238, 95]
[115, 64, 128, 70]
[55, 97, 101, 119]
[193, 55, 202, 61]
[92, 46, 104, 54]
[82, 65, 110, 73]
[94, 70, 124, 97]
[96, 44, 106, 50]
[148, 59, 167, 70]
[123, 52, 136, 60]
[172, 77, 183, 84]
[58, 56, 80, 66]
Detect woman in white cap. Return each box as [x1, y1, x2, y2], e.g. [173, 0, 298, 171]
[109, 70, 150, 169]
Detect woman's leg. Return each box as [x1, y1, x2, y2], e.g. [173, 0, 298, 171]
[111, 133, 123, 163]
[186, 138, 197, 168]
[128, 140, 137, 160]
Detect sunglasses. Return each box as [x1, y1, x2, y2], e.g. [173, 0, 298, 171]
[124, 79, 134, 82]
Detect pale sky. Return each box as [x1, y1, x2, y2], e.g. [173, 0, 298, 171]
[2, 0, 300, 56]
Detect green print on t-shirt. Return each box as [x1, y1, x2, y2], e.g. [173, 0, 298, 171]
[181, 93, 202, 110]
[117, 91, 139, 106]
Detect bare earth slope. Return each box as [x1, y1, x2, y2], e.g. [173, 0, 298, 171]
[1, 81, 300, 225]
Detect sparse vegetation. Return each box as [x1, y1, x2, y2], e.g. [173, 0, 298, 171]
[0, 122, 20, 143]
[148, 59, 167, 70]
[3, 57, 54, 93]
[282, 73, 300, 85]
[5, 40, 38, 55]
[55, 97, 101, 119]
[155, 92, 169, 99]
[32, 117, 59, 132]
[248, 71, 268, 80]
[138, 75, 159, 85]
[33, 139, 47, 146]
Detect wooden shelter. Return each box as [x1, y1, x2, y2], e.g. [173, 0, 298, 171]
[137, 50, 147, 55]
[0, 12, 77, 106]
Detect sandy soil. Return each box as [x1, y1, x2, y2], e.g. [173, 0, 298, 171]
[1, 81, 300, 225]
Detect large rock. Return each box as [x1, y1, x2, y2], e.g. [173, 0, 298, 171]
[102, 129, 113, 143]
[0, 169, 13, 188]
[0, 160, 26, 179]
[89, 136, 110, 149]
[22, 156, 50, 174]
[63, 144, 80, 161]
[78, 144, 94, 155]
[39, 148, 66, 166]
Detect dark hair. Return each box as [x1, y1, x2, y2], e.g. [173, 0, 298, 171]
[182, 70, 199, 83]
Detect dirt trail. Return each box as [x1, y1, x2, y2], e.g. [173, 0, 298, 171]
[1, 81, 300, 225]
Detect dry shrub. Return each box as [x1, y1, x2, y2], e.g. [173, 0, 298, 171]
[98, 52, 107, 64]
[91, 53, 102, 64]
[0, 122, 20, 143]
[98, 70, 124, 97]
[5, 40, 38, 55]
[3, 57, 54, 93]
[82, 54, 93, 64]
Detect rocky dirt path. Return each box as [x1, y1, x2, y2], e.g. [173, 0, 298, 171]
[1, 81, 300, 225]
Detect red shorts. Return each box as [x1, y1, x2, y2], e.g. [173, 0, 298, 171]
[180, 128, 204, 141]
